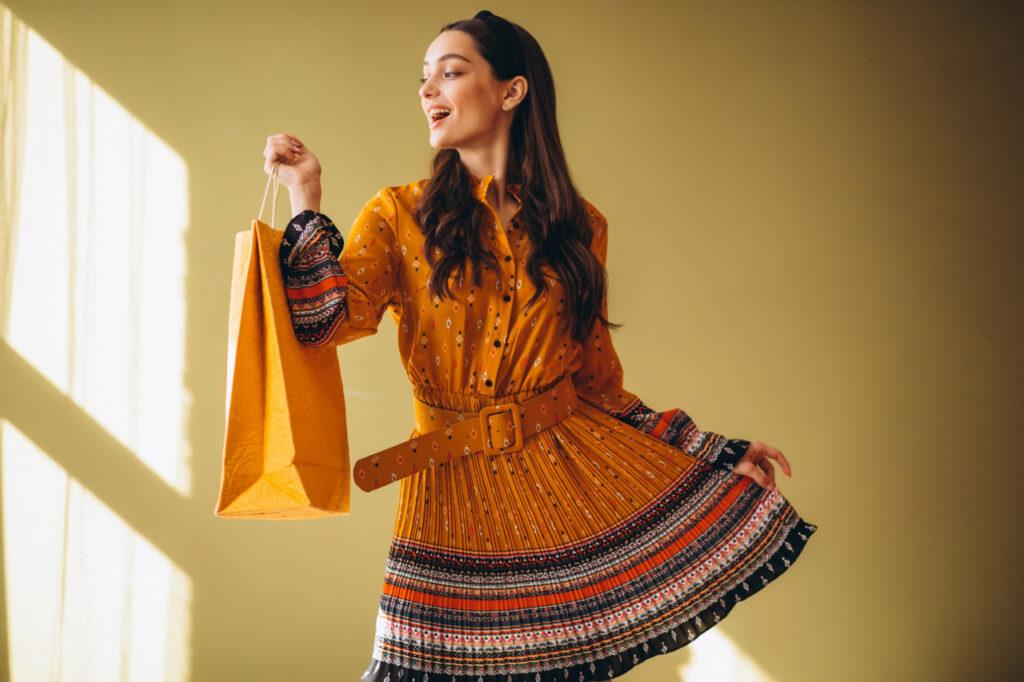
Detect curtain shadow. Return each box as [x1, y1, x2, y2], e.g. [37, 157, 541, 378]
[0, 338, 199, 562]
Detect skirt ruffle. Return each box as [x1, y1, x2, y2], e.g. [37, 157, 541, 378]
[359, 399, 818, 681]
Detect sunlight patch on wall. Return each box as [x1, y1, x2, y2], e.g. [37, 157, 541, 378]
[6, 19, 191, 494]
[2, 423, 192, 682]
[677, 629, 777, 682]
[1, 10, 193, 681]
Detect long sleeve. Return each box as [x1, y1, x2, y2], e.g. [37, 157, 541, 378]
[569, 201, 642, 416]
[570, 200, 749, 472]
[279, 190, 401, 347]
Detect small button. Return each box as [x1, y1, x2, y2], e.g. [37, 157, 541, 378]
[504, 255, 511, 261]
[493, 340, 501, 347]
[485, 379, 493, 387]
[503, 294, 511, 302]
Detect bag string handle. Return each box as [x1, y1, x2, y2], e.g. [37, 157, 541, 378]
[258, 160, 282, 228]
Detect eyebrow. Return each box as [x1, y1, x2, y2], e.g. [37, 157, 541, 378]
[423, 53, 472, 66]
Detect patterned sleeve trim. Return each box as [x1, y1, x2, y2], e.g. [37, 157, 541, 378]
[608, 400, 750, 473]
[278, 210, 349, 346]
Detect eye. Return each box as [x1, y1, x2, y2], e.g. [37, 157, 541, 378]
[419, 69, 462, 84]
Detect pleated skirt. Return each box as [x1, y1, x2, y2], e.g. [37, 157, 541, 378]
[360, 382, 817, 682]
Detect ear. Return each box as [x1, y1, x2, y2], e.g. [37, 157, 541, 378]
[501, 76, 528, 112]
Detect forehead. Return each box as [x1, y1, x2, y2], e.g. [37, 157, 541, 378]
[423, 30, 480, 65]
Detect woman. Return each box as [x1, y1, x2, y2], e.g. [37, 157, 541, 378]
[263, 10, 816, 681]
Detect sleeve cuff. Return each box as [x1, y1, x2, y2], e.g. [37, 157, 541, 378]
[609, 400, 750, 473]
[279, 210, 344, 266]
[705, 438, 751, 472]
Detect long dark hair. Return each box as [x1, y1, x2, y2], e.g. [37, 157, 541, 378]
[414, 10, 621, 345]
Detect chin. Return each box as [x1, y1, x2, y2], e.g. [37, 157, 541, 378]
[428, 137, 458, 151]
[428, 126, 470, 150]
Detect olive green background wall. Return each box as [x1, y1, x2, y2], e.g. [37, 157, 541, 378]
[4, 0, 1022, 680]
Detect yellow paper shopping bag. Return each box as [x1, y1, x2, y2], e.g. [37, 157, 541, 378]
[215, 162, 350, 518]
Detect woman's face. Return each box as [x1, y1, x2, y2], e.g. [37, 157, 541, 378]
[420, 30, 507, 151]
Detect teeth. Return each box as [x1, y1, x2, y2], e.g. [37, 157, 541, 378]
[429, 108, 451, 120]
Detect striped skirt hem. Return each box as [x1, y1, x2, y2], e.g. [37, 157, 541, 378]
[359, 400, 817, 681]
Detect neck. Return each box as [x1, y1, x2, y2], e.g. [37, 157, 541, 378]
[458, 143, 510, 195]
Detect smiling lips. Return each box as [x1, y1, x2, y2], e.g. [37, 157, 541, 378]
[427, 106, 452, 128]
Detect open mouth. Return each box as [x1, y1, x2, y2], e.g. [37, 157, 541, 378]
[429, 108, 451, 123]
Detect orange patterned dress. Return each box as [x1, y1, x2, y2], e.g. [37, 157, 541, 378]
[278, 172, 817, 681]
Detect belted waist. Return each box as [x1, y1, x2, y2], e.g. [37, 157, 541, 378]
[352, 375, 579, 493]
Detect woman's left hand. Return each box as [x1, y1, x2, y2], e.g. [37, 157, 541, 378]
[732, 440, 792, 491]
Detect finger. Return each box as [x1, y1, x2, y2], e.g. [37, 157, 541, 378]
[281, 139, 303, 155]
[761, 444, 792, 479]
[737, 461, 770, 489]
[264, 139, 293, 160]
[268, 133, 290, 148]
[761, 440, 790, 477]
[267, 134, 301, 152]
[772, 447, 792, 478]
[269, 143, 299, 164]
[264, 153, 289, 175]
[751, 467, 771, 489]
[758, 459, 776, 490]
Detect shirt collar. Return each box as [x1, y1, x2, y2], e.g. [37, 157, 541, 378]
[470, 172, 522, 202]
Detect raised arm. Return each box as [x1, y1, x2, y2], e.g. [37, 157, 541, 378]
[278, 191, 401, 347]
[263, 132, 400, 348]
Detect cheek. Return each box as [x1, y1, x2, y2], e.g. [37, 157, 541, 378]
[467, 103, 501, 132]
[454, 86, 499, 125]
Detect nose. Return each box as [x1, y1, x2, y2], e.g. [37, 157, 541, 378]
[419, 73, 437, 99]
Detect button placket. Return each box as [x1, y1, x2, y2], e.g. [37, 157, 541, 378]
[474, 174, 521, 396]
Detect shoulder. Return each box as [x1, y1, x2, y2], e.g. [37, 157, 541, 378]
[578, 196, 609, 257]
[379, 178, 430, 215]
[355, 178, 429, 214]
[351, 178, 429, 235]
[579, 196, 607, 227]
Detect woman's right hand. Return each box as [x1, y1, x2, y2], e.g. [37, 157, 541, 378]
[263, 132, 321, 191]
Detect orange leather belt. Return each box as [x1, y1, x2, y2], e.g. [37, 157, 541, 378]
[353, 375, 579, 492]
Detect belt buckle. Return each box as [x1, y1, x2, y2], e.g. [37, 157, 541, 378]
[478, 403, 523, 456]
